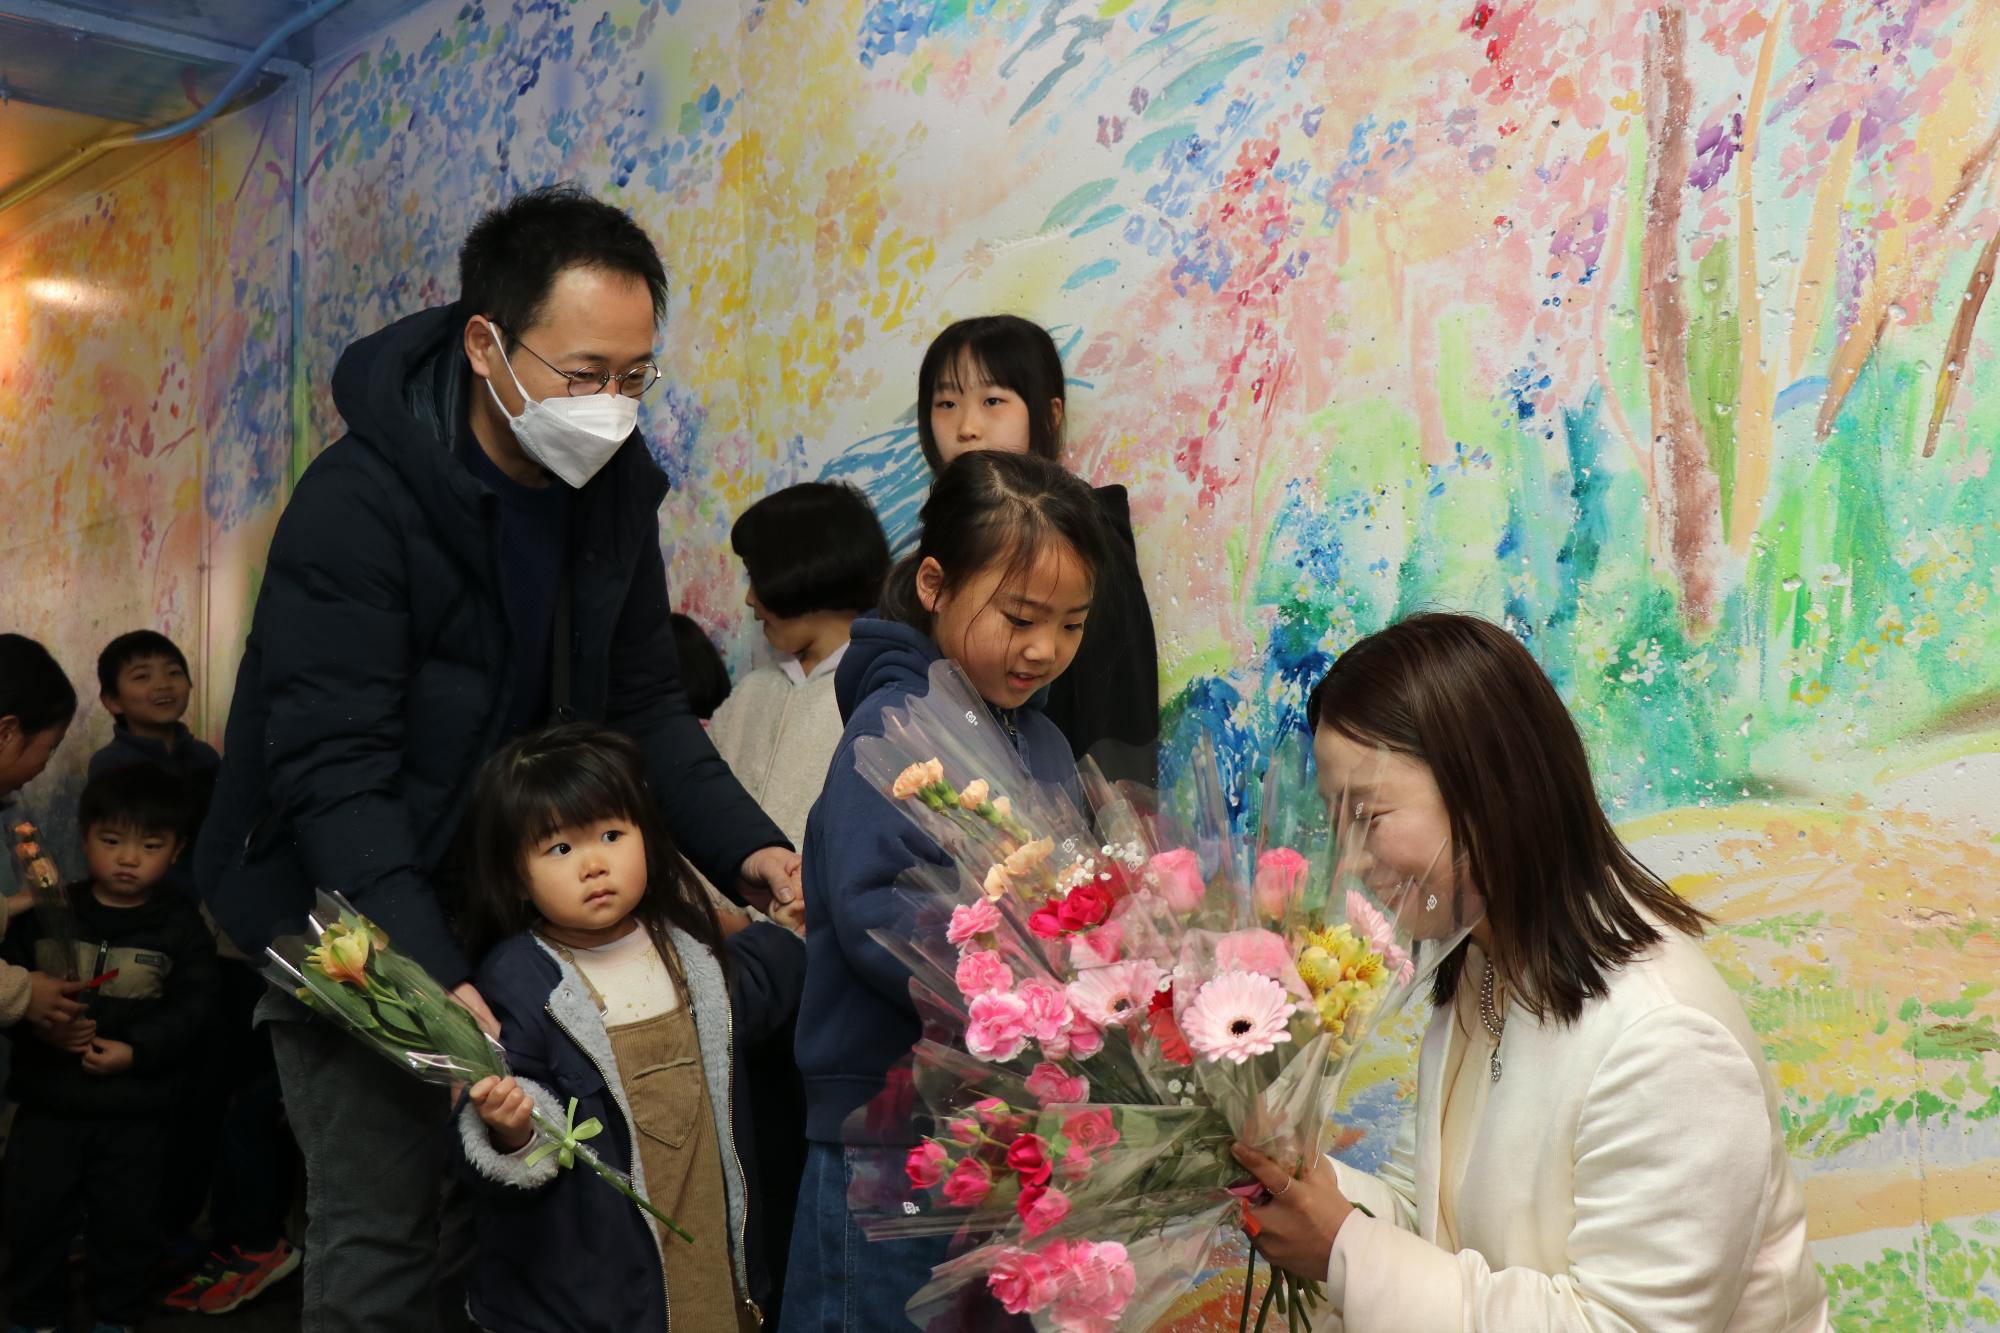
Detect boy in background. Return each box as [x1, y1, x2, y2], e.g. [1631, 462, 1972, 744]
[2, 765, 217, 1333]
[89, 630, 221, 899]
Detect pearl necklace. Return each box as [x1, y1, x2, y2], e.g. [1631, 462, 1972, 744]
[1478, 960, 1506, 1083]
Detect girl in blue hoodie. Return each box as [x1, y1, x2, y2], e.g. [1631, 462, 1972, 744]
[781, 451, 1113, 1332]
[452, 723, 805, 1332]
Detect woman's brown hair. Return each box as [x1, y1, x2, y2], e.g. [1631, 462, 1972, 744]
[1309, 612, 1708, 1023]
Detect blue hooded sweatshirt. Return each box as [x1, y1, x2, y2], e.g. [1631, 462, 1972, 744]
[795, 615, 1078, 1144]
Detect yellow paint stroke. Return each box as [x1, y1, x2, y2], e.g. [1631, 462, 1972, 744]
[1789, 121, 1858, 385]
[1807, 1161, 2000, 1239]
[1728, 7, 1783, 553]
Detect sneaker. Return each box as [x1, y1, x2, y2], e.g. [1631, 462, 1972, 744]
[196, 1238, 302, 1314]
[163, 1248, 237, 1312]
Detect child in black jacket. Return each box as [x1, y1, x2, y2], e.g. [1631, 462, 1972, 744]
[2, 765, 217, 1332]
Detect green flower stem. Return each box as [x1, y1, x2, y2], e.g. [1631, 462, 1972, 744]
[525, 1105, 696, 1246]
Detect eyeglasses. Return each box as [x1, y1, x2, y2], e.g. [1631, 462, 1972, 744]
[499, 325, 662, 399]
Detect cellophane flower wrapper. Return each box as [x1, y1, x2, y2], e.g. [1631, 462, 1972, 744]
[8, 819, 85, 981]
[261, 890, 696, 1243]
[847, 662, 1484, 1330]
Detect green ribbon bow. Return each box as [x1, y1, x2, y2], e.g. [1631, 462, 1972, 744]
[525, 1096, 603, 1170]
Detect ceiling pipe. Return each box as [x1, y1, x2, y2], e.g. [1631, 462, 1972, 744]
[0, 0, 350, 216]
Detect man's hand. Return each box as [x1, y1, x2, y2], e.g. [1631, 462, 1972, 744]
[81, 1038, 135, 1077]
[771, 892, 806, 935]
[22, 971, 84, 1030]
[449, 981, 501, 1039]
[736, 846, 802, 915]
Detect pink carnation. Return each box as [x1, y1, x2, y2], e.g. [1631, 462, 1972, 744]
[948, 899, 1003, 947]
[1017, 978, 1074, 1044]
[965, 992, 1031, 1062]
[1046, 1240, 1138, 1333]
[904, 1141, 947, 1188]
[1059, 1142, 1095, 1182]
[986, 1246, 1059, 1314]
[1254, 847, 1310, 920]
[1024, 1062, 1088, 1105]
[1145, 848, 1207, 914]
[955, 949, 1013, 997]
[942, 1157, 994, 1207]
[1017, 1183, 1072, 1237]
[1059, 1014, 1105, 1059]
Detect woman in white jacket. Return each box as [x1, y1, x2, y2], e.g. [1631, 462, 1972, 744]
[1235, 613, 1828, 1333]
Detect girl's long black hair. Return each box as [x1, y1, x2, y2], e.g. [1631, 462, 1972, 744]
[460, 722, 726, 966]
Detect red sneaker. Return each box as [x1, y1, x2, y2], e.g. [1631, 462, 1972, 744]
[195, 1239, 301, 1315]
[162, 1250, 234, 1313]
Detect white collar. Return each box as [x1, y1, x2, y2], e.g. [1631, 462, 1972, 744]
[779, 640, 848, 686]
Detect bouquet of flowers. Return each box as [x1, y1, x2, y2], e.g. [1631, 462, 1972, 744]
[263, 891, 694, 1242]
[847, 662, 1483, 1331]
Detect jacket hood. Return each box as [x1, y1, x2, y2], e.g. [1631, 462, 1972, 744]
[834, 614, 942, 722]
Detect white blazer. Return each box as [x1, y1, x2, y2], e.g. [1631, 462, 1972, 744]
[1325, 927, 1829, 1332]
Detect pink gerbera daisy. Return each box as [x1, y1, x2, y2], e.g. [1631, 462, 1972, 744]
[1180, 970, 1295, 1064]
[1065, 960, 1165, 1028]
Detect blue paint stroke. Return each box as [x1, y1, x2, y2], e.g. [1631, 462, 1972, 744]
[1061, 258, 1120, 289]
[1775, 376, 1829, 417]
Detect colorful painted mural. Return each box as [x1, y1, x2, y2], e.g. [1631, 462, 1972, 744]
[302, 1, 2000, 1321]
[7, 0, 1999, 1322]
[0, 91, 296, 856]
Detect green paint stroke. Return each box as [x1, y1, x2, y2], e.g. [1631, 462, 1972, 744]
[1042, 179, 1119, 231]
[1684, 239, 1741, 537]
[1146, 41, 1262, 119]
[1824, 1222, 2000, 1330]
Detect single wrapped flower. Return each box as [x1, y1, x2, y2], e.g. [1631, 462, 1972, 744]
[959, 779, 991, 810]
[310, 925, 373, 988]
[981, 864, 1013, 899]
[1027, 901, 1065, 939]
[1181, 970, 1295, 1064]
[905, 1141, 949, 1188]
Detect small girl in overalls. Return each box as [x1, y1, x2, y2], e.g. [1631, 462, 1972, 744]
[453, 722, 805, 1332]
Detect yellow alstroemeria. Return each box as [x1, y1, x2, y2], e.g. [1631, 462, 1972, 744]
[310, 924, 373, 989]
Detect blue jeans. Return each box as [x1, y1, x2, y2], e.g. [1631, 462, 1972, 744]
[779, 1142, 950, 1333]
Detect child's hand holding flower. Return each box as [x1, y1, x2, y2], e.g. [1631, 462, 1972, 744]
[469, 1075, 536, 1153]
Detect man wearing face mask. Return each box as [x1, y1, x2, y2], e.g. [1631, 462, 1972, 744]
[198, 184, 802, 1332]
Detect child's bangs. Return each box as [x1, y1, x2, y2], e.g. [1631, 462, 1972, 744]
[508, 749, 647, 850]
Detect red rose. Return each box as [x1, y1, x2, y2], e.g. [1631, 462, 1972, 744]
[1006, 1133, 1053, 1187]
[1028, 902, 1066, 939]
[1056, 884, 1113, 932]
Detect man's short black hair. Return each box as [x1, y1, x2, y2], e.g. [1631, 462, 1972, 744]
[459, 183, 670, 343]
[730, 482, 891, 619]
[78, 763, 192, 840]
[96, 630, 190, 697]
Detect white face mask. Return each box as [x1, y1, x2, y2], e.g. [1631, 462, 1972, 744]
[479, 319, 640, 488]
